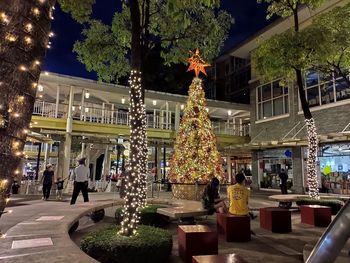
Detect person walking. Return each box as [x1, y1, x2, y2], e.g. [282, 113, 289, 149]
[279, 169, 288, 194]
[41, 164, 54, 200]
[70, 158, 90, 205]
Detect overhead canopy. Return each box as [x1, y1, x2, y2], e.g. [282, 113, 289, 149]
[27, 132, 54, 144]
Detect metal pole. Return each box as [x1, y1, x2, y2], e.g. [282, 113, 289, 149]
[306, 200, 350, 263]
[163, 146, 166, 180]
[154, 143, 158, 181]
[35, 143, 42, 180]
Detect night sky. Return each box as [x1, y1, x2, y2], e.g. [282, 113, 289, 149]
[43, 0, 272, 80]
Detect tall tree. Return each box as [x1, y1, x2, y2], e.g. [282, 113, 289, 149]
[254, 0, 325, 199]
[0, 0, 56, 230]
[60, 0, 232, 236]
[304, 3, 350, 87]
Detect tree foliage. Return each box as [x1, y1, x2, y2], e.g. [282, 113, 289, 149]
[253, 0, 325, 82]
[304, 3, 350, 82]
[254, 1, 350, 84]
[257, 0, 323, 19]
[58, 0, 233, 83]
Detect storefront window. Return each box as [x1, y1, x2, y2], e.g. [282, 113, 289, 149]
[318, 144, 350, 194]
[257, 149, 293, 190]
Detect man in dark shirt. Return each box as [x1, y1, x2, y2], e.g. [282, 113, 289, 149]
[42, 164, 54, 200]
[279, 169, 288, 195]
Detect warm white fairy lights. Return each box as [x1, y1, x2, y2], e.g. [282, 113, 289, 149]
[0, 0, 56, 219]
[119, 70, 148, 236]
[305, 118, 320, 199]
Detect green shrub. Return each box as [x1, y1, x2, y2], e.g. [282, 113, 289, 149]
[115, 205, 168, 227]
[81, 225, 173, 263]
[296, 198, 344, 215]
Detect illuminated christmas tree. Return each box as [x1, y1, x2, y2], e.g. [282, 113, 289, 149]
[168, 49, 224, 200]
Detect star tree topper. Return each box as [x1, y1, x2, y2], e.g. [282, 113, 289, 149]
[187, 49, 210, 77]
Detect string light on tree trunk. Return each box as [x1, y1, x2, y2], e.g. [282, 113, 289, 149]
[119, 69, 148, 236]
[0, 0, 56, 222]
[305, 118, 320, 199]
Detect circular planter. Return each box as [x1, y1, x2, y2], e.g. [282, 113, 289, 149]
[81, 225, 172, 263]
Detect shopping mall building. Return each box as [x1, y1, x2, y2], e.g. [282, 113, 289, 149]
[23, 72, 250, 190]
[209, 0, 350, 194]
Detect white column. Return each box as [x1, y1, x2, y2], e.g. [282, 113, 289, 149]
[102, 102, 105, 124]
[153, 109, 157, 128]
[92, 160, 96, 184]
[102, 145, 109, 181]
[55, 85, 60, 118]
[157, 146, 162, 180]
[227, 156, 232, 183]
[160, 111, 164, 129]
[175, 103, 180, 130]
[111, 104, 115, 124]
[81, 136, 86, 158]
[165, 101, 169, 129]
[43, 142, 49, 167]
[80, 89, 85, 120]
[86, 143, 91, 169]
[239, 118, 243, 136]
[63, 86, 74, 180]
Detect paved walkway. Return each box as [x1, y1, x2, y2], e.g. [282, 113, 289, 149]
[1, 191, 349, 263]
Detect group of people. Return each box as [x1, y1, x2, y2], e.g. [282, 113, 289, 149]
[40, 158, 90, 204]
[202, 173, 255, 219]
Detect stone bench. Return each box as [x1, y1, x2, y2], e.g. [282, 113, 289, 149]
[192, 254, 248, 263]
[216, 213, 251, 242]
[178, 225, 218, 263]
[300, 205, 332, 227]
[157, 200, 208, 223]
[260, 207, 291, 233]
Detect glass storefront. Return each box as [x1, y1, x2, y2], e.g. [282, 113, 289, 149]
[258, 148, 293, 190]
[317, 143, 350, 194]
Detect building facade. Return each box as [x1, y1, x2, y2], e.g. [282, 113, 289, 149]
[22, 72, 251, 190]
[215, 0, 350, 194]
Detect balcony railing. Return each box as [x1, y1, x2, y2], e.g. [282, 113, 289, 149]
[33, 100, 249, 136]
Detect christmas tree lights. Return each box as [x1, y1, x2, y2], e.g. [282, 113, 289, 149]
[168, 50, 224, 200]
[168, 77, 224, 185]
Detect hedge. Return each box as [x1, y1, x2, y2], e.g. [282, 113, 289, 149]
[296, 198, 344, 215]
[115, 204, 168, 227]
[81, 225, 173, 263]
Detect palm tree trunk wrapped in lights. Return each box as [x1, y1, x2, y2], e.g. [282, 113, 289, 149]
[0, 0, 56, 227]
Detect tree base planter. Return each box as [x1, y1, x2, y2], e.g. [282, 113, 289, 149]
[172, 184, 206, 201]
[81, 225, 172, 263]
[300, 205, 331, 227]
[216, 213, 251, 242]
[178, 225, 218, 263]
[260, 207, 291, 233]
[115, 205, 168, 227]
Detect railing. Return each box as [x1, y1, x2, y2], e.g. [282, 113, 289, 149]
[212, 121, 250, 136]
[24, 143, 58, 153]
[33, 100, 249, 136]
